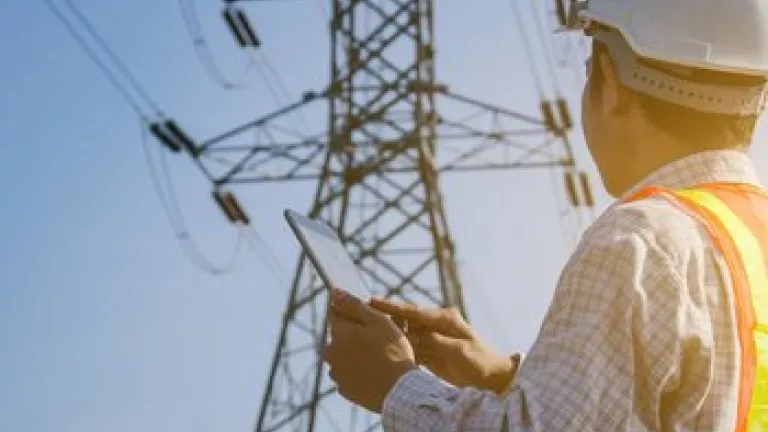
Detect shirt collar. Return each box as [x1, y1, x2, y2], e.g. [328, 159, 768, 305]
[620, 150, 763, 201]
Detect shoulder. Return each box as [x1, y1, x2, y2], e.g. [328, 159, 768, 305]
[575, 196, 710, 272]
[554, 195, 713, 307]
[542, 195, 714, 341]
[538, 196, 709, 350]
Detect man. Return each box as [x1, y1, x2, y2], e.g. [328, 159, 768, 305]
[321, 0, 768, 430]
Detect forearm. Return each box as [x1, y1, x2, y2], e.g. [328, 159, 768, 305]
[379, 214, 693, 431]
[382, 369, 511, 432]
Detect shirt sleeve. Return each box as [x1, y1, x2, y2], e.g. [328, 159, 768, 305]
[381, 215, 690, 432]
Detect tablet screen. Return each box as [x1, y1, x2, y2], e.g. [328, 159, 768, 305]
[285, 210, 369, 301]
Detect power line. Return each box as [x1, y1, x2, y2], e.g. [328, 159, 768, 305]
[175, 0, 314, 141]
[548, 165, 578, 249]
[41, 0, 249, 274]
[255, 51, 312, 135]
[176, 0, 255, 90]
[240, 225, 292, 287]
[59, 0, 164, 115]
[225, 0, 329, 19]
[534, 0, 588, 87]
[40, 0, 147, 117]
[455, 257, 509, 346]
[506, 0, 546, 97]
[140, 119, 248, 275]
[528, 0, 565, 97]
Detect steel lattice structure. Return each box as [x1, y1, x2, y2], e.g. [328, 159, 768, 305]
[153, 1, 587, 431]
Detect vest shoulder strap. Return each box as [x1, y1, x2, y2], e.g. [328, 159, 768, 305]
[624, 183, 768, 432]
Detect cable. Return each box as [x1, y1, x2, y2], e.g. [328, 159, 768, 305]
[178, 0, 311, 138]
[548, 167, 578, 249]
[40, 0, 147, 117]
[222, 51, 313, 156]
[313, 0, 328, 19]
[537, 0, 588, 86]
[258, 53, 307, 120]
[152, 124, 249, 275]
[507, 0, 587, 244]
[253, 51, 313, 135]
[559, 37, 588, 86]
[177, 0, 235, 89]
[140, 120, 249, 275]
[42, 0, 308, 282]
[40, 1, 244, 274]
[228, 0, 328, 19]
[455, 257, 509, 346]
[176, 0, 255, 90]
[240, 225, 291, 287]
[59, 0, 164, 115]
[506, 0, 546, 97]
[252, 59, 287, 115]
[528, 0, 566, 97]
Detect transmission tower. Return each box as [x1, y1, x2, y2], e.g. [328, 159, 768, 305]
[149, 1, 593, 431]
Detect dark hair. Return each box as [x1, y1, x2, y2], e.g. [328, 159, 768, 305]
[590, 40, 764, 150]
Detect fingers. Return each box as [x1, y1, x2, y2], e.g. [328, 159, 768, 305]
[407, 330, 464, 357]
[422, 331, 464, 353]
[370, 297, 470, 338]
[321, 344, 335, 363]
[407, 332, 445, 371]
[322, 345, 341, 384]
[331, 288, 381, 325]
[417, 352, 444, 372]
[407, 331, 432, 365]
[370, 297, 441, 325]
[328, 308, 360, 343]
[406, 331, 422, 351]
[323, 315, 358, 372]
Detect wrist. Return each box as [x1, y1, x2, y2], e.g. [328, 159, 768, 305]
[387, 360, 418, 394]
[379, 360, 418, 413]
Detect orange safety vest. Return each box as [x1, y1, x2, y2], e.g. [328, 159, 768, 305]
[624, 183, 768, 431]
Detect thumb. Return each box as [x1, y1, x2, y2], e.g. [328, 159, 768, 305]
[331, 288, 380, 325]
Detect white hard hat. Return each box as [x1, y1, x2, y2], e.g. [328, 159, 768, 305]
[575, 0, 768, 77]
[566, 0, 768, 115]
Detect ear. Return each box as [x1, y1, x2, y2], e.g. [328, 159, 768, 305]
[598, 52, 626, 114]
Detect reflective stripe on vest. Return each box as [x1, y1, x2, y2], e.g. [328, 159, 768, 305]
[624, 183, 768, 432]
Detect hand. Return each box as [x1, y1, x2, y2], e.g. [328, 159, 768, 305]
[322, 289, 418, 413]
[370, 297, 516, 394]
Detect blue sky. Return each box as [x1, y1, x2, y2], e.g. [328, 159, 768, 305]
[1, 1, 766, 431]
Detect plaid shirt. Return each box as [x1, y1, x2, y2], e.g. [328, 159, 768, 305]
[381, 150, 763, 432]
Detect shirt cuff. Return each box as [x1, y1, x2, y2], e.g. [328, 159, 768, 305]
[382, 368, 456, 430]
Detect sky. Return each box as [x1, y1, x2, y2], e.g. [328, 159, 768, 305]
[1, 1, 767, 432]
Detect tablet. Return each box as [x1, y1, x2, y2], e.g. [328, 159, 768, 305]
[284, 209, 369, 301]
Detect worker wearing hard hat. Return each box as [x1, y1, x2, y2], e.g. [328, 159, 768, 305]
[321, 0, 768, 430]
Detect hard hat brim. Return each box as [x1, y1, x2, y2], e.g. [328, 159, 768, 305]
[578, 0, 768, 77]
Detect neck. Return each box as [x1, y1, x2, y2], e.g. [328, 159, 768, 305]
[608, 131, 701, 198]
